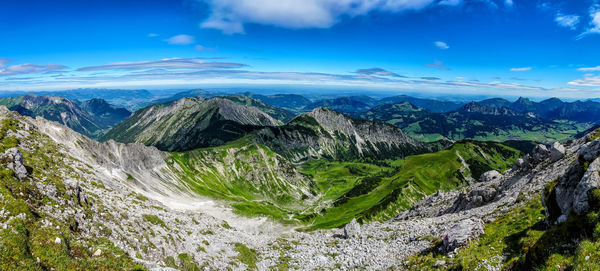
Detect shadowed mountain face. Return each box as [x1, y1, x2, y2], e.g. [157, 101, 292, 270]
[0, 94, 130, 139]
[101, 97, 282, 152]
[358, 101, 590, 143]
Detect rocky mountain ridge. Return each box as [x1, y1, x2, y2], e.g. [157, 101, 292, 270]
[101, 97, 281, 152]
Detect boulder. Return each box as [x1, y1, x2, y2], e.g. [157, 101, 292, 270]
[480, 170, 501, 182]
[550, 142, 566, 163]
[441, 218, 485, 252]
[580, 139, 600, 162]
[0, 148, 28, 180]
[532, 144, 550, 164]
[343, 218, 361, 239]
[572, 158, 600, 215]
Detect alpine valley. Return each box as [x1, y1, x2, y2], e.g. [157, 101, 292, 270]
[1, 89, 600, 270]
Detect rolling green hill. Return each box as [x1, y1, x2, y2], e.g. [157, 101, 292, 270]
[299, 140, 521, 229]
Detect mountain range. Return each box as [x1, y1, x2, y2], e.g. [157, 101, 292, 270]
[0, 94, 130, 139]
[2, 89, 600, 270]
[357, 100, 591, 143]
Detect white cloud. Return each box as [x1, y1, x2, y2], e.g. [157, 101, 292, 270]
[77, 58, 244, 71]
[147, 33, 159, 37]
[555, 13, 580, 30]
[578, 66, 600, 72]
[578, 6, 600, 39]
[434, 41, 449, 49]
[568, 74, 600, 87]
[164, 34, 195, 45]
[200, 0, 443, 34]
[0, 59, 66, 77]
[504, 0, 513, 7]
[510, 67, 532, 72]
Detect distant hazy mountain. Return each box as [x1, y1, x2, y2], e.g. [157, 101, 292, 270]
[147, 89, 224, 106]
[238, 92, 312, 113]
[482, 97, 600, 123]
[78, 98, 132, 128]
[0, 94, 130, 139]
[378, 95, 464, 113]
[219, 95, 296, 122]
[102, 97, 281, 151]
[33, 89, 155, 110]
[359, 101, 587, 142]
[303, 96, 375, 114]
[254, 107, 445, 162]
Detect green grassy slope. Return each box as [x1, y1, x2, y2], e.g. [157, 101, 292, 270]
[168, 136, 318, 222]
[298, 141, 521, 230]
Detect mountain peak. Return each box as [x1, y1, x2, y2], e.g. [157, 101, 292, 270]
[460, 101, 517, 116]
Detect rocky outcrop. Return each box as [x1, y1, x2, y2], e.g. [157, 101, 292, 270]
[0, 148, 28, 180]
[480, 170, 501, 182]
[441, 218, 485, 252]
[532, 144, 550, 164]
[549, 139, 600, 223]
[550, 142, 566, 162]
[343, 218, 361, 239]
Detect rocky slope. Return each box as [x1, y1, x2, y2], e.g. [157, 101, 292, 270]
[0, 94, 130, 139]
[3, 103, 600, 270]
[102, 97, 282, 152]
[255, 107, 443, 163]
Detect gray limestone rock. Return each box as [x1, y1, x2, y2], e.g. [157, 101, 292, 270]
[1, 148, 28, 180]
[580, 139, 600, 162]
[441, 218, 485, 252]
[550, 142, 566, 163]
[480, 170, 501, 182]
[344, 218, 361, 239]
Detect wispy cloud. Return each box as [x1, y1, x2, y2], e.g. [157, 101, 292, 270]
[434, 41, 449, 49]
[568, 74, 600, 87]
[510, 67, 532, 72]
[0, 59, 67, 77]
[421, 76, 440, 80]
[77, 58, 245, 71]
[426, 60, 450, 70]
[578, 66, 600, 72]
[355, 68, 403, 77]
[164, 34, 195, 45]
[577, 5, 600, 39]
[147, 33, 159, 37]
[555, 13, 580, 30]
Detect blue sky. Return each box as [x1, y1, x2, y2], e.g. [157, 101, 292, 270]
[1, 0, 600, 99]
